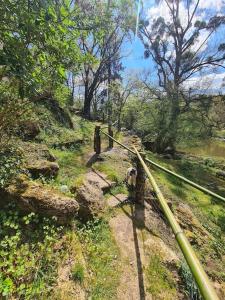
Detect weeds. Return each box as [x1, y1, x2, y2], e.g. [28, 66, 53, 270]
[180, 262, 201, 300]
[71, 263, 85, 283]
[0, 203, 65, 298]
[146, 253, 176, 299]
[77, 219, 120, 299]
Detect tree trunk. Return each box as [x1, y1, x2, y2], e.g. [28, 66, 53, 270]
[83, 83, 93, 119]
[154, 90, 180, 154]
[83, 97, 91, 119]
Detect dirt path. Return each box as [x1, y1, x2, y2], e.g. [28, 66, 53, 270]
[108, 193, 181, 300]
[109, 208, 151, 300]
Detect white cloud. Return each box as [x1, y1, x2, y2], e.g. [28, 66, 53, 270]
[145, 0, 224, 55]
[198, 0, 225, 11]
[184, 73, 225, 91]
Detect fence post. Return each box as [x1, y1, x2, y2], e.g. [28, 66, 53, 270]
[94, 125, 101, 154]
[108, 124, 113, 149]
[135, 152, 146, 205]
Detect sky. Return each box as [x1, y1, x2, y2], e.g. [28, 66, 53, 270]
[122, 0, 225, 92]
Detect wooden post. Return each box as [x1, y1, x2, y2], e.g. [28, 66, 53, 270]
[108, 124, 113, 149]
[135, 152, 146, 205]
[94, 125, 101, 154]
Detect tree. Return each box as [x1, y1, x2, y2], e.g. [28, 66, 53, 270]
[139, 0, 225, 153]
[77, 0, 135, 119]
[110, 79, 135, 131]
[0, 0, 84, 99]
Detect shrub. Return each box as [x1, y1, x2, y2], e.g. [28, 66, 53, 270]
[71, 263, 84, 283]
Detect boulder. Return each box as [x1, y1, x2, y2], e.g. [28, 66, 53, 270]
[21, 142, 56, 162]
[27, 160, 59, 179]
[18, 120, 40, 140]
[71, 171, 116, 195]
[75, 181, 106, 221]
[85, 171, 116, 193]
[0, 175, 79, 224]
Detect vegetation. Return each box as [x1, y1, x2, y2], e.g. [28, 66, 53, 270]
[146, 252, 176, 299]
[0, 205, 64, 298]
[77, 219, 120, 300]
[0, 0, 224, 299]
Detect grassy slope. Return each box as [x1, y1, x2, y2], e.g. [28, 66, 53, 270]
[146, 151, 225, 283]
[0, 103, 122, 299]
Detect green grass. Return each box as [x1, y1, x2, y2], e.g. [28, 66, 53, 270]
[94, 162, 123, 184]
[146, 151, 225, 283]
[105, 183, 128, 198]
[71, 263, 85, 283]
[77, 219, 120, 300]
[146, 252, 176, 299]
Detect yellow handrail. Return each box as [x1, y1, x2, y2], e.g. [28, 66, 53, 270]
[134, 147, 219, 300]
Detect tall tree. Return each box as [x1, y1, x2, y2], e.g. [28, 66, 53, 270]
[139, 0, 225, 153]
[77, 0, 135, 119]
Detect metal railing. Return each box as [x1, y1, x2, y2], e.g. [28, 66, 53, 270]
[98, 128, 220, 300]
[100, 129, 225, 203]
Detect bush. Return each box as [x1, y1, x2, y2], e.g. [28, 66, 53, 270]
[71, 263, 84, 283]
[0, 145, 23, 187]
[0, 204, 64, 298]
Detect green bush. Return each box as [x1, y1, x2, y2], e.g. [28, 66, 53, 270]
[71, 263, 84, 283]
[0, 204, 64, 298]
[0, 146, 23, 187]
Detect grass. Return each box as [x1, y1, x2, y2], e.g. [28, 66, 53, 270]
[71, 263, 85, 283]
[50, 148, 88, 188]
[146, 151, 225, 283]
[77, 219, 120, 300]
[94, 162, 123, 184]
[146, 252, 176, 299]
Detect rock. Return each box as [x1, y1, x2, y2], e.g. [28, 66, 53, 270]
[85, 171, 116, 193]
[0, 175, 79, 224]
[76, 181, 106, 221]
[175, 203, 210, 245]
[18, 120, 40, 140]
[71, 170, 116, 195]
[21, 142, 56, 162]
[27, 160, 59, 179]
[216, 170, 225, 180]
[164, 146, 175, 156]
[108, 194, 128, 207]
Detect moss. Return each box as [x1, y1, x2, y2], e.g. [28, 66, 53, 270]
[94, 163, 122, 184]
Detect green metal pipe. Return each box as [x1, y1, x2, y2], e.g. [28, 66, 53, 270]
[100, 130, 225, 203]
[100, 129, 136, 155]
[134, 147, 219, 300]
[145, 157, 225, 203]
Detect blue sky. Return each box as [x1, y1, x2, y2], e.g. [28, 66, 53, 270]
[121, 0, 225, 90]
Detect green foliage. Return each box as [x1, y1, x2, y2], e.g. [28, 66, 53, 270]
[180, 262, 201, 300]
[0, 1, 84, 97]
[54, 84, 72, 108]
[0, 146, 23, 187]
[77, 219, 120, 299]
[71, 263, 85, 283]
[146, 253, 176, 299]
[0, 204, 64, 298]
